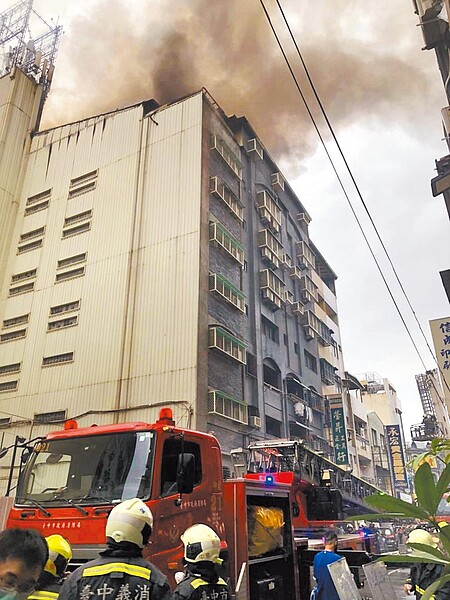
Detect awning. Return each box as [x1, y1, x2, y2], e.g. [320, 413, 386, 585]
[290, 420, 312, 431]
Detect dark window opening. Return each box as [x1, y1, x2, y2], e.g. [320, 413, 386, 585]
[304, 350, 317, 373]
[160, 438, 202, 497]
[266, 415, 282, 438]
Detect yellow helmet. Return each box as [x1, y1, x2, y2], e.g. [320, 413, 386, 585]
[407, 528, 437, 548]
[181, 524, 220, 564]
[44, 535, 72, 578]
[106, 498, 153, 548]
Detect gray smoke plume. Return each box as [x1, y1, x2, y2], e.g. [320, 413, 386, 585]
[42, 0, 443, 165]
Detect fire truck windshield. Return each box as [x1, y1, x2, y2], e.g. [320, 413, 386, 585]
[16, 431, 154, 505]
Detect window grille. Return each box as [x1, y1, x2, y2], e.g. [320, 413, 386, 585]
[209, 221, 244, 265]
[209, 177, 243, 221]
[2, 314, 29, 329]
[9, 282, 34, 296]
[208, 390, 248, 424]
[55, 267, 85, 283]
[57, 254, 87, 269]
[11, 269, 37, 284]
[34, 410, 67, 423]
[0, 381, 18, 393]
[50, 300, 80, 316]
[47, 316, 78, 331]
[209, 273, 245, 312]
[20, 227, 45, 242]
[210, 134, 242, 179]
[208, 326, 246, 364]
[17, 239, 43, 254]
[42, 353, 74, 367]
[0, 363, 21, 375]
[0, 329, 26, 343]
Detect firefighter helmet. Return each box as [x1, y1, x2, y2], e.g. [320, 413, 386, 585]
[407, 528, 437, 548]
[106, 498, 153, 548]
[44, 535, 72, 578]
[181, 524, 220, 563]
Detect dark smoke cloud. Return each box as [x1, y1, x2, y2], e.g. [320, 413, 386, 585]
[42, 0, 443, 166]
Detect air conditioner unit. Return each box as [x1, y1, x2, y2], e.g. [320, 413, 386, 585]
[284, 290, 294, 305]
[282, 254, 293, 268]
[250, 415, 261, 428]
[292, 302, 304, 315]
[303, 325, 315, 340]
[297, 212, 311, 229]
[246, 138, 264, 160]
[271, 172, 285, 192]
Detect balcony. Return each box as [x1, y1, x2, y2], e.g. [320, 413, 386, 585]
[356, 434, 372, 462]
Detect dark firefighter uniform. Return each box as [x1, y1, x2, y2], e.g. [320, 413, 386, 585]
[405, 563, 450, 600]
[172, 568, 230, 600]
[58, 556, 171, 600]
[28, 582, 61, 600]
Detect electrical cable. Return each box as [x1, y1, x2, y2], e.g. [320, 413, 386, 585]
[258, 0, 429, 373]
[273, 0, 450, 394]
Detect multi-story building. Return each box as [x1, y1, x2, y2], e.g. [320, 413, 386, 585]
[0, 55, 349, 488]
[411, 0, 450, 301]
[357, 373, 404, 429]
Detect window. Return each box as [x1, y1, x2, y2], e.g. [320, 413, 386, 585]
[283, 334, 288, 346]
[209, 177, 243, 221]
[47, 316, 78, 331]
[0, 329, 26, 343]
[208, 389, 248, 424]
[0, 381, 18, 393]
[260, 269, 285, 310]
[55, 267, 85, 283]
[68, 170, 98, 199]
[258, 229, 283, 269]
[62, 222, 91, 238]
[371, 428, 378, 447]
[20, 227, 45, 243]
[160, 438, 202, 497]
[266, 415, 281, 437]
[304, 350, 317, 373]
[17, 239, 43, 254]
[246, 353, 258, 378]
[261, 316, 279, 343]
[209, 221, 244, 265]
[294, 342, 299, 355]
[50, 300, 80, 316]
[9, 282, 34, 296]
[320, 358, 336, 385]
[300, 274, 318, 303]
[209, 326, 246, 364]
[34, 410, 67, 424]
[64, 210, 92, 227]
[0, 418, 11, 427]
[297, 240, 316, 270]
[0, 363, 21, 375]
[209, 273, 245, 312]
[11, 269, 37, 284]
[256, 190, 281, 233]
[25, 190, 51, 215]
[263, 360, 281, 389]
[42, 352, 74, 367]
[2, 314, 29, 328]
[57, 253, 87, 269]
[210, 134, 242, 179]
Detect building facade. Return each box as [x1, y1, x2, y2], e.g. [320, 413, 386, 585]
[0, 65, 351, 488]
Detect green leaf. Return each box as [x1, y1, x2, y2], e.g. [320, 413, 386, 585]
[415, 463, 439, 515]
[421, 574, 450, 600]
[431, 438, 443, 453]
[438, 525, 450, 558]
[436, 463, 450, 502]
[365, 493, 430, 520]
[410, 452, 429, 471]
[407, 542, 449, 563]
[344, 513, 405, 521]
[380, 554, 446, 564]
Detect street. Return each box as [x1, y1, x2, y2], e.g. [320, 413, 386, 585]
[360, 567, 410, 600]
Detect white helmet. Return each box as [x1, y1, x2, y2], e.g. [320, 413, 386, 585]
[181, 524, 220, 563]
[106, 498, 153, 548]
[407, 528, 437, 548]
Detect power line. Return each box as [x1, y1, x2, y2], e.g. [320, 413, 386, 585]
[258, 0, 429, 373]
[273, 0, 450, 394]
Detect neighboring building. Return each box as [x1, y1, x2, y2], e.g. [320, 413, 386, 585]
[357, 373, 404, 429]
[0, 52, 351, 489]
[410, 368, 450, 442]
[411, 0, 450, 302]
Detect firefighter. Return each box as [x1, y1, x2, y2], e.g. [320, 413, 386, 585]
[0, 529, 48, 600]
[59, 499, 171, 600]
[28, 535, 72, 600]
[172, 524, 230, 600]
[404, 529, 450, 599]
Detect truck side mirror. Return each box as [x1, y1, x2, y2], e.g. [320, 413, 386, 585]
[176, 452, 195, 494]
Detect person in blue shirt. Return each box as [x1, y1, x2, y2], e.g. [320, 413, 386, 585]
[312, 530, 342, 600]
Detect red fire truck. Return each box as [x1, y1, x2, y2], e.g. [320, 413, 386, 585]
[5, 409, 375, 599]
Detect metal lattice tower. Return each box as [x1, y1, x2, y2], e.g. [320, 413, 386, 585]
[415, 372, 436, 416]
[0, 0, 62, 103]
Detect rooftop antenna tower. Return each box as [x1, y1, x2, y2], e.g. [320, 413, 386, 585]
[0, 0, 62, 107]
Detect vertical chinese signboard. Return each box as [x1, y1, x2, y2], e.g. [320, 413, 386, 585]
[386, 424, 407, 489]
[430, 316, 450, 406]
[330, 401, 349, 465]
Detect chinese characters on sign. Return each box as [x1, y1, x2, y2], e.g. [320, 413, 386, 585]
[385, 424, 407, 488]
[430, 317, 450, 406]
[330, 404, 349, 465]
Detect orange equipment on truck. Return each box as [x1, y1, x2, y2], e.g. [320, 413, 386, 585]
[5, 409, 374, 599]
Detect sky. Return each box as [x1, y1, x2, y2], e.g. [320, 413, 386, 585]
[2, 0, 449, 438]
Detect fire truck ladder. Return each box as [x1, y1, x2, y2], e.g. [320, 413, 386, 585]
[243, 439, 382, 514]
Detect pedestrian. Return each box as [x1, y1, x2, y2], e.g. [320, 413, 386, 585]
[172, 524, 230, 600]
[312, 530, 342, 600]
[0, 528, 48, 600]
[59, 498, 171, 600]
[28, 535, 72, 600]
[404, 529, 450, 599]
